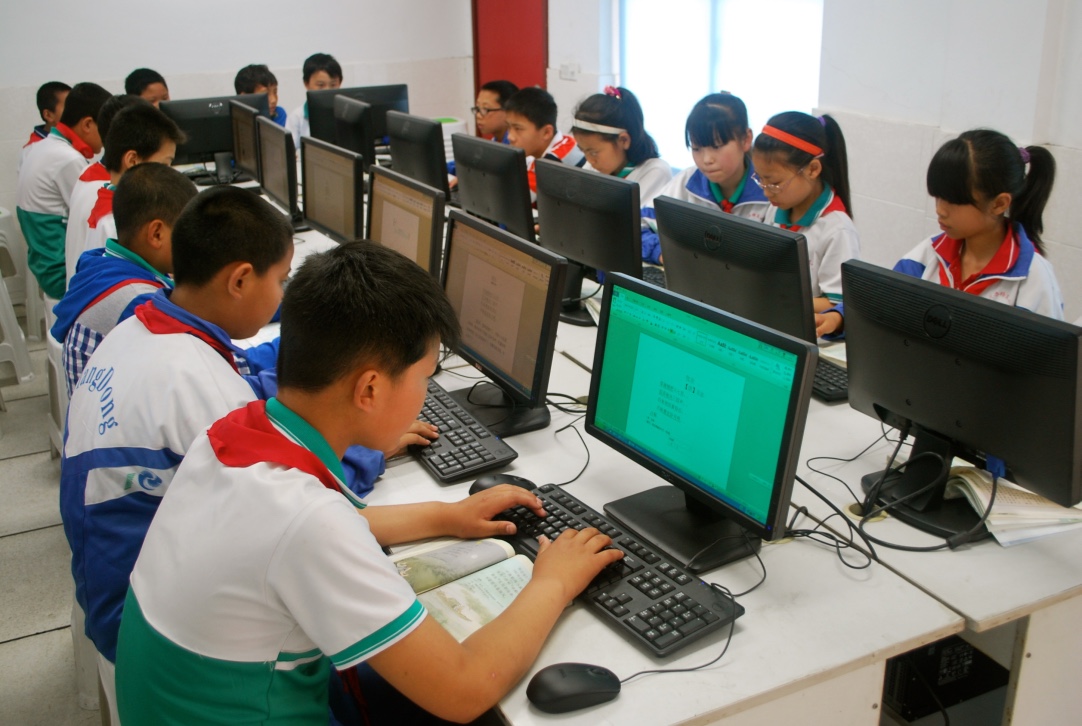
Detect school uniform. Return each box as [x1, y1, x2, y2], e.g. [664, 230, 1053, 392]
[287, 102, 308, 148]
[764, 184, 859, 301]
[116, 398, 425, 725]
[16, 124, 96, 298]
[65, 180, 114, 285]
[526, 131, 585, 201]
[271, 105, 287, 127]
[17, 124, 49, 174]
[640, 163, 769, 264]
[583, 157, 673, 207]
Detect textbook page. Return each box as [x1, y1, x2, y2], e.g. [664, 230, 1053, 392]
[392, 538, 516, 595]
[418, 555, 534, 641]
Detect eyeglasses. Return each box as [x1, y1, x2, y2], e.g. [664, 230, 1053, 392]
[471, 106, 504, 117]
[751, 166, 807, 194]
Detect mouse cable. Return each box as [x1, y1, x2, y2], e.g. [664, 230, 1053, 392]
[785, 497, 875, 570]
[550, 417, 591, 487]
[804, 429, 889, 504]
[682, 532, 767, 597]
[564, 283, 603, 306]
[545, 392, 587, 415]
[795, 475, 879, 563]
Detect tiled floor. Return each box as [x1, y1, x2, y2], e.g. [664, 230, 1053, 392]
[0, 327, 101, 725]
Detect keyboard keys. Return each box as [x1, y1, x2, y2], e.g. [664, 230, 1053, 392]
[413, 380, 517, 482]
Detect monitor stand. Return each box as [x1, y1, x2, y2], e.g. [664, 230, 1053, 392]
[604, 487, 761, 573]
[447, 383, 550, 438]
[559, 263, 595, 327]
[860, 426, 990, 541]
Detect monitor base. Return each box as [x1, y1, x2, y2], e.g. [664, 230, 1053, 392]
[560, 305, 595, 327]
[559, 263, 597, 327]
[447, 384, 550, 438]
[860, 471, 991, 542]
[604, 486, 761, 574]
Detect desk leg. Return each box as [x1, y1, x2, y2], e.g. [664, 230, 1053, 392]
[1003, 594, 1082, 725]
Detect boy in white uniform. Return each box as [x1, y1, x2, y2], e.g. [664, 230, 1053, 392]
[286, 53, 342, 148]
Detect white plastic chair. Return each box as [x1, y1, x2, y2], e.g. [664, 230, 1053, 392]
[0, 206, 45, 341]
[44, 299, 65, 457]
[0, 255, 34, 385]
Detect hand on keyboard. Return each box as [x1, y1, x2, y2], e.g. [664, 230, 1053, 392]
[448, 486, 547, 539]
[388, 419, 439, 459]
[534, 528, 626, 602]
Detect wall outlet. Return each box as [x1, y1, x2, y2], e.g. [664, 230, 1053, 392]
[559, 63, 580, 81]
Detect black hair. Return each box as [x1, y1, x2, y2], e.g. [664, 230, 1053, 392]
[59, 82, 112, 128]
[684, 92, 750, 148]
[753, 111, 853, 219]
[234, 64, 278, 94]
[36, 81, 71, 119]
[102, 104, 186, 172]
[170, 186, 292, 288]
[114, 163, 197, 246]
[926, 129, 1055, 252]
[124, 68, 167, 96]
[97, 95, 148, 148]
[278, 242, 460, 389]
[504, 87, 557, 131]
[302, 53, 343, 84]
[573, 87, 659, 166]
[479, 80, 519, 107]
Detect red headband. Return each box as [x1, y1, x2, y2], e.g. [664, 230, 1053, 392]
[761, 125, 823, 157]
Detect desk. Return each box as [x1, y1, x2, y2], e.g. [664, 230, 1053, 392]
[368, 347, 963, 725]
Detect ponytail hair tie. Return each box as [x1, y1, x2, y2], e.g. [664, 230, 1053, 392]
[1019, 146, 1031, 164]
[818, 115, 828, 127]
[604, 85, 622, 99]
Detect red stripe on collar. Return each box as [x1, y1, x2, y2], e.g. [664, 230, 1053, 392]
[932, 227, 1019, 295]
[87, 186, 114, 229]
[79, 162, 109, 183]
[134, 299, 239, 372]
[54, 123, 96, 160]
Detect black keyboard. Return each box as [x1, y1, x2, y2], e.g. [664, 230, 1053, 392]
[812, 357, 848, 401]
[496, 483, 744, 657]
[414, 380, 518, 483]
[641, 264, 667, 288]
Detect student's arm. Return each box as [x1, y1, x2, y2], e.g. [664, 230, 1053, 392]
[366, 527, 624, 722]
[815, 307, 844, 337]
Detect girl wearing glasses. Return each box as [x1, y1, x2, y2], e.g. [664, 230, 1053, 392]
[751, 111, 860, 315]
[641, 92, 769, 264]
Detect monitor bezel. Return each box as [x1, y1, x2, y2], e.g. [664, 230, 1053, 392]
[450, 133, 536, 244]
[299, 136, 365, 244]
[229, 99, 262, 183]
[162, 93, 268, 166]
[256, 116, 299, 218]
[307, 84, 409, 142]
[366, 166, 446, 278]
[386, 110, 450, 197]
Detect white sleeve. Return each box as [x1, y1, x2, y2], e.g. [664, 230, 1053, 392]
[811, 215, 861, 298]
[57, 158, 86, 208]
[633, 158, 675, 207]
[1019, 254, 1065, 321]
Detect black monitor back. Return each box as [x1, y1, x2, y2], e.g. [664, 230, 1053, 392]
[451, 134, 535, 243]
[307, 84, 409, 142]
[333, 96, 376, 171]
[163, 93, 267, 165]
[656, 196, 816, 342]
[387, 111, 449, 197]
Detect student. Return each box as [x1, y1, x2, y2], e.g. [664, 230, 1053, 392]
[640, 92, 767, 265]
[505, 86, 585, 201]
[18, 81, 70, 173]
[751, 111, 859, 312]
[816, 129, 1063, 337]
[473, 79, 518, 143]
[64, 95, 156, 284]
[235, 63, 285, 126]
[124, 68, 170, 107]
[115, 241, 624, 725]
[572, 86, 672, 204]
[16, 82, 112, 300]
[53, 164, 194, 395]
[286, 52, 343, 147]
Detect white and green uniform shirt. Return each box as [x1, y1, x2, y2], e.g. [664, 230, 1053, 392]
[116, 398, 425, 725]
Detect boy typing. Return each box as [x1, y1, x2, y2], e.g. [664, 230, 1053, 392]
[17, 81, 112, 299]
[124, 68, 170, 107]
[235, 63, 285, 125]
[52, 163, 195, 395]
[116, 241, 623, 724]
[18, 81, 70, 173]
[287, 52, 343, 147]
[504, 86, 584, 201]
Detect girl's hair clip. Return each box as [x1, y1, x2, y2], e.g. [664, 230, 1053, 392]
[604, 85, 622, 99]
[1019, 146, 1031, 164]
[818, 115, 828, 127]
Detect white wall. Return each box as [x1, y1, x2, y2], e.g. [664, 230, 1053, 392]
[0, 0, 475, 215]
[546, 0, 617, 136]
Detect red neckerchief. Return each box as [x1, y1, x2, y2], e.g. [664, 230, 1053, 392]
[87, 185, 114, 229]
[778, 192, 848, 232]
[526, 135, 578, 193]
[932, 227, 1018, 295]
[54, 123, 96, 160]
[79, 162, 109, 183]
[133, 299, 239, 373]
[207, 400, 340, 492]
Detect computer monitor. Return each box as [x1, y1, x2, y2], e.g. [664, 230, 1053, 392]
[366, 166, 445, 276]
[230, 100, 262, 183]
[451, 134, 535, 243]
[842, 260, 1082, 539]
[256, 116, 301, 226]
[535, 158, 643, 325]
[307, 84, 409, 143]
[655, 196, 816, 343]
[586, 274, 817, 572]
[440, 209, 568, 437]
[162, 93, 268, 165]
[332, 96, 376, 171]
[387, 111, 450, 197]
[300, 137, 364, 243]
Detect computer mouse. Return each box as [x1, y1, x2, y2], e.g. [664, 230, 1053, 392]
[468, 474, 536, 495]
[526, 662, 621, 714]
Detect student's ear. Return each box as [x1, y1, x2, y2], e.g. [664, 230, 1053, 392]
[540, 123, 556, 145]
[121, 149, 141, 172]
[145, 219, 168, 251]
[741, 128, 753, 153]
[351, 368, 380, 413]
[225, 261, 256, 300]
[617, 132, 631, 151]
[806, 158, 823, 180]
[989, 192, 1012, 217]
[42, 108, 59, 126]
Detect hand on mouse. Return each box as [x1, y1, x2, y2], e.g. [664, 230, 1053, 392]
[385, 419, 439, 459]
[444, 485, 547, 539]
[533, 528, 625, 601]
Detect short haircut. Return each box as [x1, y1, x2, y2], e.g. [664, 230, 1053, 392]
[278, 242, 460, 389]
[302, 53, 343, 84]
[504, 87, 557, 130]
[36, 81, 71, 117]
[170, 186, 293, 288]
[97, 95, 148, 147]
[124, 68, 167, 96]
[114, 163, 197, 245]
[234, 64, 278, 94]
[59, 82, 112, 128]
[480, 80, 519, 107]
[102, 104, 186, 172]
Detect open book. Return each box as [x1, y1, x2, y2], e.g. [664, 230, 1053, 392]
[945, 466, 1082, 546]
[391, 538, 533, 641]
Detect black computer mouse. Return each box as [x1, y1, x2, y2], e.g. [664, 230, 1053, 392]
[526, 662, 621, 713]
[468, 474, 536, 495]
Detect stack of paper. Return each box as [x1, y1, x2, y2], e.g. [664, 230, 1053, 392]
[946, 466, 1082, 546]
